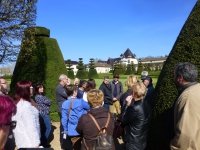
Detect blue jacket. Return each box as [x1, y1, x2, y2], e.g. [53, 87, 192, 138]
[61, 97, 90, 136]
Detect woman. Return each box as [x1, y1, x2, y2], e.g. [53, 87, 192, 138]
[122, 82, 150, 150]
[76, 89, 115, 150]
[120, 75, 138, 113]
[12, 81, 41, 148]
[34, 83, 51, 147]
[0, 95, 16, 150]
[62, 84, 90, 150]
[82, 79, 96, 102]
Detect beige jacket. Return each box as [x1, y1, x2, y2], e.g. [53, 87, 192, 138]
[170, 83, 200, 150]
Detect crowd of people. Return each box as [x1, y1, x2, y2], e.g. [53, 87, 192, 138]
[0, 62, 199, 150]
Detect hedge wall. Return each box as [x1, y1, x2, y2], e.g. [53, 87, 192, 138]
[10, 26, 67, 118]
[148, 1, 200, 149]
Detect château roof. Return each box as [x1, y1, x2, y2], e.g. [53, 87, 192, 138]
[123, 48, 136, 58]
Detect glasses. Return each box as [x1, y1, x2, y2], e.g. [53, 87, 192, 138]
[0, 121, 16, 129]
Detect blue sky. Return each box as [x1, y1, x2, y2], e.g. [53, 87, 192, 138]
[36, 0, 197, 63]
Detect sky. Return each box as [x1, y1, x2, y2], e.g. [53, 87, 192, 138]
[36, 0, 197, 63]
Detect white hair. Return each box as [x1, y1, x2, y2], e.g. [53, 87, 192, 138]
[59, 74, 68, 81]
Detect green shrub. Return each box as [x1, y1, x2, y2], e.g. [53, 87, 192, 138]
[10, 26, 67, 120]
[67, 70, 75, 79]
[88, 69, 98, 79]
[148, 1, 200, 149]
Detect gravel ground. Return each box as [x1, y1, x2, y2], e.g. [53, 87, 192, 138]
[50, 122, 61, 149]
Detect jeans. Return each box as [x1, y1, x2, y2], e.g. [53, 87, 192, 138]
[40, 114, 52, 146]
[103, 103, 110, 111]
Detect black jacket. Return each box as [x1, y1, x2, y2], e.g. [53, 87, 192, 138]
[99, 82, 113, 105]
[122, 100, 150, 150]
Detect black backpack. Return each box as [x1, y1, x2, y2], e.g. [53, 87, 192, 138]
[84, 112, 113, 150]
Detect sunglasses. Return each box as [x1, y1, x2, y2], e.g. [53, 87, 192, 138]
[0, 121, 17, 129]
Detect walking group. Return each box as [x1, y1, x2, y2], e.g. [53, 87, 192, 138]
[0, 62, 200, 150]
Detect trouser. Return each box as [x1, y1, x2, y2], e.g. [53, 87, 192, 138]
[40, 114, 52, 146]
[58, 112, 65, 149]
[109, 100, 121, 115]
[4, 131, 15, 150]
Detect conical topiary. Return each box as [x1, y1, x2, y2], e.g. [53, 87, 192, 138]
[10, 26, 67, 119]
[148, 1, 200, 149]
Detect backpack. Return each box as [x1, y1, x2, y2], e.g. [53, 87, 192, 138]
[84, 112, 113, 150]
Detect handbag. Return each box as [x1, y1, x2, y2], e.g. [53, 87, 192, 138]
[83, 112, 113, 150]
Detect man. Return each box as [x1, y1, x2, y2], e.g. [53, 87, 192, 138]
[141, 76, 154, 109]
[55, 74, 70, 150]
[0, 77, 16, 150]
[110, 74, 123, 116]
[99, 76, 113, 110]
[0, 77, 8, 95]
[170, 62, 200, 150]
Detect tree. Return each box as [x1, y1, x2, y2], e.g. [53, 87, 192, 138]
[113, 63, 123, 75]
[10, 27, 67, 118]
[125, 62, 135, 75]
[137, 61, 143, 75]
[76, 58, 87, 79]
[88, 58, 98, 79]
[0, 0, 37, 63]
[66, 59, 74, 79]
[148, 1, 200, 149]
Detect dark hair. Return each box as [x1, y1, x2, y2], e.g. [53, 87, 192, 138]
[14, 81, 32, 102]
[174, 62, 198, 82]
[78, 79, 87, 88]
[85, 79, 96, 92]
[65, 84, 77, 96]
[113, 74, 119, 78]
[0, 95, 16, 125]
[34, 83, 44, 95]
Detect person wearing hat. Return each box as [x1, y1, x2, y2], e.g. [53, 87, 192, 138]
[76, 89, 115, 150]
[141, 76, 155, 109]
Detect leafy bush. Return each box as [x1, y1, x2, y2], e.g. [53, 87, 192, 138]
[148, 1, 200, 149]
[10, 26, 67, 120]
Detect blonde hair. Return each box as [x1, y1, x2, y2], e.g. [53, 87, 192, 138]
[125, 75, 138, 88]
[132, 82, 146, 100]
[87, 89, 104, 108]
[59, 74, 68, 81]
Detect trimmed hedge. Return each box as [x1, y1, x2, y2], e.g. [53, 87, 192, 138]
[24, 26, 50, 37]
[10, 27, 67, 117]
[148, 1, 200, 149]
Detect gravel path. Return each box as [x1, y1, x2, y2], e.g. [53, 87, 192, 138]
[50, 122, 61, 149]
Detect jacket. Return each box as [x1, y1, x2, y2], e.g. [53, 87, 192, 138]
[76, 107, 115, 150]
[122, 100, 150, 150]
[111, 80, 123, 100]
[61, 97, 90, 136]
[12, 99, 40, 148]
[55, 84, 68, 112]
[99, 82, 113, 105]
[170, 83, 200, 150]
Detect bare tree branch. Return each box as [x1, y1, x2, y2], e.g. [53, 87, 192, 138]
[0, 0, 37, 63]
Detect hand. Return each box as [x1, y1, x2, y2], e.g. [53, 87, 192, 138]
[113, 97, 117, 101]
[126, 95, 133, 106]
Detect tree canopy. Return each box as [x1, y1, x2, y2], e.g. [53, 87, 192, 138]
[0, 0, 37, 63]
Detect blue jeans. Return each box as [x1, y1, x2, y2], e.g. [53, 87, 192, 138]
[103, 104, 110, 111]
[40, 114, 52, 145]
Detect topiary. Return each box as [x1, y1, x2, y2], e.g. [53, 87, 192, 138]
[88, 58, 99, 79]
[148, 1, 200, 149]
[10, 26, 67, 120]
